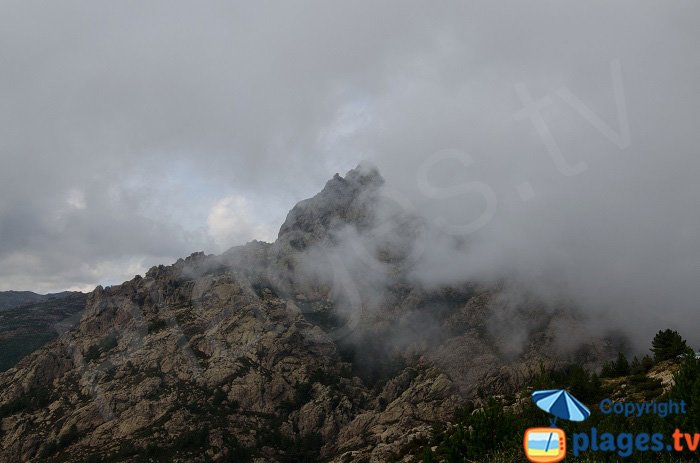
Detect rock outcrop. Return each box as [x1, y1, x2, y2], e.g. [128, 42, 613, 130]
[0, 166, 617, 462]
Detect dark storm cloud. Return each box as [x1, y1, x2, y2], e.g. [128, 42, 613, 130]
[0, 1, 699, 348]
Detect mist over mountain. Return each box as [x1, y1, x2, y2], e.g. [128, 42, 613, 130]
[1, 3, 698, 351]
[0, 167, 621, 462]
[0, 2, 698, 462]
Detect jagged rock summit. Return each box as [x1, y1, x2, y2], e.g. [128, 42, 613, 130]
[277, 163, 384, 250]
[0, 166, 617, 463]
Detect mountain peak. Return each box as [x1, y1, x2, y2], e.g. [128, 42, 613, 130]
[276, 164, 384, 249]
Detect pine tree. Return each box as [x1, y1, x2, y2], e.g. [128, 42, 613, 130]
[600, 360, 615, 378]
[614, 352, 630, 376]
[651, 329, 690, 362]
[630, 356, 643, 375]
[670, 355, 700, 429]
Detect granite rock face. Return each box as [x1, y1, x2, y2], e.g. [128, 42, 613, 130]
[277, 163, 385, 249]
[0, 166, 617, 462]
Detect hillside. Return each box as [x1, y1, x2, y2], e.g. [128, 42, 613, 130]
[419, 349, 697, 462]
[0, 292, 87, 373]
[0, 291, 82, 312]
[0, 166, 620, 462]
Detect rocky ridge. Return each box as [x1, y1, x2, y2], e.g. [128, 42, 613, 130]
[0, 165, 618, 462]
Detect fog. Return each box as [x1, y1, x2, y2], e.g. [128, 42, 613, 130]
[1, 1, 698, 349]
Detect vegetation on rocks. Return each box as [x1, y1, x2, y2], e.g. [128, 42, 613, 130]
[420, 330, 699, 463]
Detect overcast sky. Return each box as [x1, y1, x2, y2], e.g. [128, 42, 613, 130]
[1, 1, 699, 344]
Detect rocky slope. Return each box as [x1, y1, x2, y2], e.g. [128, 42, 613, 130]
[0, 166, 619, 462]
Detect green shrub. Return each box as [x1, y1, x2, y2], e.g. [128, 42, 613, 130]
[601, 352, 630, 378]
[59, 424, 80, 447]
[84, 344, 101, 362]
[419, 329, 700, 463]
[213, 388, 227, 405]
[174, 427, 209, 450]
[147, 319, 168, 334]
[100, 335, 118, 352]
[0, 386, 51, 419]
[426, 398, 522, 462]
[293, 382, 313, 405]
[670, 355, 700, 429]
[38, 440, 58, 458]
[84, 334, 118, 362]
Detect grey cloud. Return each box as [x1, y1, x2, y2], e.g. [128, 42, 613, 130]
[0, 1, 699, 350]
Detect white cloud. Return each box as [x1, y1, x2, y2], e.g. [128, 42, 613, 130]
[66, 188, 86, 210]
[207, 196, 276, 251]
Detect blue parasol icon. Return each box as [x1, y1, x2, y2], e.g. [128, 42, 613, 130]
[531, 389, 591, 425]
